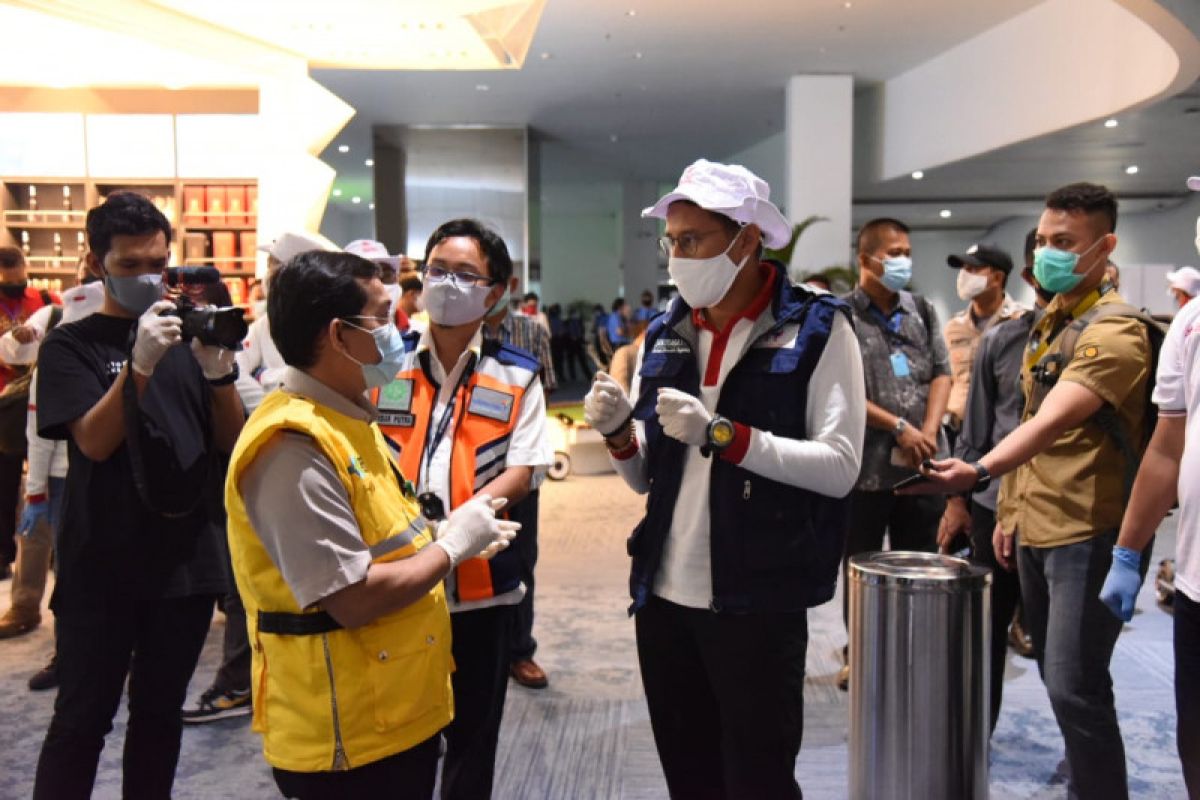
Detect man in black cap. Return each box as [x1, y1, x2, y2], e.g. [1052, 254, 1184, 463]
[941, 243, 1025, 438]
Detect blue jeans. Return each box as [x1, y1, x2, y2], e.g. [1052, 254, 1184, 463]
[1018, 530, 1141, 800]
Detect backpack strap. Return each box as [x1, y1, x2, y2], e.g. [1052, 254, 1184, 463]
[1027, 301, 1157, 499]
[46, 305, 63, 334]
[38, 289, 51, 307]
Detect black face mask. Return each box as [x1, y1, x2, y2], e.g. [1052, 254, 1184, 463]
[0, 282, 27, 299]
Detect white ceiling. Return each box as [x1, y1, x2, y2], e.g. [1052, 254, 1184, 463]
[312, 0, 1200, 228]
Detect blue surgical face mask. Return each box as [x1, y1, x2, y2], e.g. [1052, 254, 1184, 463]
[105, 271, 163, 315]
[873, 255, 913, 292]
[341, 320, 406, 391]
[1032, 236, 1104, 295]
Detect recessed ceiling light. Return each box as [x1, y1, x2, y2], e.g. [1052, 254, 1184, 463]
[332, 189, 342, 197]
[844, 1, 852, 7]
[610, 133, 619, 143]
[1125, 165, 1139, 175]
[476, 84, 490, 92]
[369, 203, 376, 210]
[337, 144, 349, 153]
[939, 209, 952, 219]
[911, 170, 924, 180]
[634, 51, 643, 59]
[1104, 118, 1119, 128]
[540, 52, 552, 60]
[351, 196, 362, 204]
[626, 9, 637, 16]
[365, 158, 375, 167]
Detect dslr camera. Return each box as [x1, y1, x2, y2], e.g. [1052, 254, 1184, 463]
[163, 266, 248, 350]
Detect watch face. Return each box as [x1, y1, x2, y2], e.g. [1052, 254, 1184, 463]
[711, 419, 736, 447]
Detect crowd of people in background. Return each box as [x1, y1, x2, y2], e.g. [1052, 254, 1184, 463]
[1, 161, 1200, 800]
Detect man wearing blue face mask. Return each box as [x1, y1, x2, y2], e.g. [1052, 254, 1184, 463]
[31, 192, 246, 798]
[373, 218, 551, 800]
[839, 216, 951, 690]
[901, 183, 1155, 800]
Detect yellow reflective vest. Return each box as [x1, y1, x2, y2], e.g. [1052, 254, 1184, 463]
[226, 390, 453, 773]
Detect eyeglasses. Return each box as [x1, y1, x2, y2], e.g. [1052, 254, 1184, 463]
[341, 315, 391, 331]
[422, 265, 496, 289]
[658, 227, 740, 258]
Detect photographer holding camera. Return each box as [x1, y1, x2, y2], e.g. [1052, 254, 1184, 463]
[31, 192, 245, 800]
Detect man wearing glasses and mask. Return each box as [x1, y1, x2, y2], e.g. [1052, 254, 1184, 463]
[584, 160, 865, 798]
[373, 218, 551, 800]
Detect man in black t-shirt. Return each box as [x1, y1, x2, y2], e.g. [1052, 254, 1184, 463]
[31, 192, 245, 800]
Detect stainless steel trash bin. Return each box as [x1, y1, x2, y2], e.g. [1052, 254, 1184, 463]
[848, 551, 991, 800]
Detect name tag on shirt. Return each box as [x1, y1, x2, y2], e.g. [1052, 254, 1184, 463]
[378, 379, 414, 413]
[890, 352, 911, 378]
[378, 411, 416, 428]
[468, 386, 515, 422]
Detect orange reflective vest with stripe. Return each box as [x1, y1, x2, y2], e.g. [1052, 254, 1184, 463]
[372, 338, 539, 602]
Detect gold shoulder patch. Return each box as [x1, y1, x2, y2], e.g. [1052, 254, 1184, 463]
[1080, 345, 1100, 358]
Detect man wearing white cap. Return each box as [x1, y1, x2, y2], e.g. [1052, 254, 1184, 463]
[241, 231, 338, 392]
[1167, 266, 1200, 310]
[584, 159, 865, 798]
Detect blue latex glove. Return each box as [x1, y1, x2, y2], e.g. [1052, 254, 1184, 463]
[18, 499, 48, 537]
[1099, 545, 1142, 622]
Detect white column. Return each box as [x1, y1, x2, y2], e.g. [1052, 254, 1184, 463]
[785, 75, 854, 279]
[621, 179, 661, 301]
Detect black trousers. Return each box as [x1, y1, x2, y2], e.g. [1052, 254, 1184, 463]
[1175, 591, 1200, 798]
[0, 448, 23, 565]
[33, 593, 216, 800]
[273, 735, 440, 800]
[635, 595, 807, 800]
[842, 490, 944, 634]
[441, 605, 514, 800]
[213, 586, 251, 693]
[966, 501, 1021, 734]
[508, 490, 539, 663]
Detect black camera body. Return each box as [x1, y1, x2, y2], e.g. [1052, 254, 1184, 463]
[165, 265, 221, 288]
[165, 297, 248, 350]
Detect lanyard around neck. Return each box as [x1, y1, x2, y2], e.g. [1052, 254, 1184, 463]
[420, 351, 477, 487]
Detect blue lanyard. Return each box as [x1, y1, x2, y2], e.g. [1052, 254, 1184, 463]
[420, 352, 477, 488]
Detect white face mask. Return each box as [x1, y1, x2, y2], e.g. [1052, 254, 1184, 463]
[956, 269, 990, 301]
[668, 229, 749, 309]
[422, 278, 495, 327]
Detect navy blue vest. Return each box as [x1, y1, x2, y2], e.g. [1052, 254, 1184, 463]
[628, 263, 851, 614]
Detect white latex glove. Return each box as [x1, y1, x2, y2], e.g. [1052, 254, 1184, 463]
[190, 338, 237, 381]
[432, 494, 521, 568]
[132, 300, 182, 377]
[655, 387, 711, 447]
[583, 371, 633, 436]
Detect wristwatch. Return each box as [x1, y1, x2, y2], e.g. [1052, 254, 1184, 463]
[704, 416, 737, 454]
[970, 461, 992, 493]
[893, 417, 908, 437]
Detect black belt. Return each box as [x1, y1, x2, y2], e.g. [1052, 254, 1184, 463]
[257, 610, 343, 636]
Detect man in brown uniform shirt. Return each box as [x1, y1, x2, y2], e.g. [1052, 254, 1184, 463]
[905, 183, 1151, 800]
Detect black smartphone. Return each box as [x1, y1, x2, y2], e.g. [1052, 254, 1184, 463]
[892, 473, 931, 491]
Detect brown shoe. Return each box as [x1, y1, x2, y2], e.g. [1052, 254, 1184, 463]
[0, 610, 40, 639]
[837, 664, 850, 692]
[509, 658, 549, 689]
[1008, 618, 1035, 659]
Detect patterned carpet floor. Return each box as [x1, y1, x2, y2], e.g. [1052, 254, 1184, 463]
[0, 472, 1187, 798]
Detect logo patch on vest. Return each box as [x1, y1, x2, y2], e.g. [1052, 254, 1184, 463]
[651, 337, 690, 355]
[468, 386, 515, 422]
[378, 379, 414, 413]
[753, 325, 799, 350]
[378, 411, 416, 427]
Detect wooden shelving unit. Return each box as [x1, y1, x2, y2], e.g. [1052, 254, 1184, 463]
[0, 177, 258, 299]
